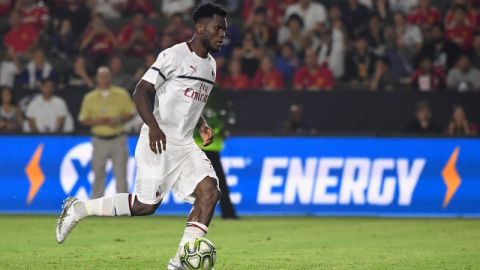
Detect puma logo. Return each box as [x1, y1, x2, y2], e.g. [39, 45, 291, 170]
[189, 65, 197, 73]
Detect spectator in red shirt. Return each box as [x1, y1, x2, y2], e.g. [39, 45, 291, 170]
[127, 0, 158, 18]
[445, 5, 475, 50]
[221, 60, 251, 91]
[411, 56, 446, 91]
[118, 12, 157, 57]
[79, 13, 118, 67]
[3, 12, 38, 55]
[0, 0, 13, 16]
[252, 56, 284, 91]
[407, 0, 441, 29]
[446, 104, 478, 135]
[445, 0, 478, 31]
[15, 0, 49, 31]
[162, 13, 193, 44]
[293, 48, 335, 91]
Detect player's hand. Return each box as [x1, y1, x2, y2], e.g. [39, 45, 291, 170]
[149, 125, 166, 154]
[199, 124, 214, 147]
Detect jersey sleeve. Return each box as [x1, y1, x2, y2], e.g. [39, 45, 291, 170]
[141, 49, 177, 88]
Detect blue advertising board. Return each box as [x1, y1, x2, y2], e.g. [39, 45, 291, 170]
[0, 136, 479, 217]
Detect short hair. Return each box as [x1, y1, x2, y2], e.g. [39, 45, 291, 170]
[286, 14, 303, 28]
[192, 3, 227, 24]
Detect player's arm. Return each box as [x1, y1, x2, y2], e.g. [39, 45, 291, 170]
[197, 114, 214, 147]
[133, 80, 166, 154]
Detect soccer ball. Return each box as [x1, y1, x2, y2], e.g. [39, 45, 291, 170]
[179, 237, 216, 270]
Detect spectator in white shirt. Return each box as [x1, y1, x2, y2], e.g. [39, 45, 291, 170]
[0, 47, 20, 88]
[284, 0, 327, 33]
[162, 0, 194, 18]
[25, 78, 72, 133]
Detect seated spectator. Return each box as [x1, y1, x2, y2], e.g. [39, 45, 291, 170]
[445, 5, 475, 50]
[25, 78, 72, 133]
[242, 0, 283, 27]
[404, 100, 440, 134]
[0, 47, 21, 88]
[239, 32, 260, 78]
[345, 36, 376, 89]
[15, 0, 50, 31]
[393, 12, 423, 59]
[293, 48, 335, 91]
[446, 105, 478, 135]
[444, 1, 477, 31]
[158, 32, 176, 51]
[61, 54, 94, 89]
[162, 13, 193, 44]
[310, 23, 346, 78]
[252, 56, 284, 91]
[471, 33, 480, 69]
[369, 57, 398, 91]
[0, 86, 23, 132]
[417, 24, 460, 72]
[407, 0, 441, 30]
[284, 0, 327, 33]
[365, 14, 385, 56]
[0, 0, 13, 16]
[109, 55, 133, 89]
[447, 55, 480, 91]
[282, 104, 312, 134]
[126, 0, 158, 18]
[275, 42, 299, 82]
[221, 60, 250, 91]
[18, 48, 56, 90]
[411, 57, 445, 91]
[246, 6, 276, 47]
[3, 12, 38, 55]
[118, 12, 157, 57]
[53, 0, 91, 40]
[132, 52, 156, 88]
[162, 0, 194, 18]
[51, 19, 76, 57]
[79, 13, 118, 67]
[278, 14, 306, 55]
[341, 0, 371, 38]
[94, 0, 127, 19]
[388, 0, 418, 14]
[383, 25, 413, 80]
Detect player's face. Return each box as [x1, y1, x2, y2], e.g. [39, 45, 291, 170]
[201, 15, 227, 52]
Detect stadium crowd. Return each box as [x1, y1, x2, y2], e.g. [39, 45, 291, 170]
[0, 0, 479, 135]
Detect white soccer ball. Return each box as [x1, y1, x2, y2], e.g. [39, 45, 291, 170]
[179, 237, 216, 270]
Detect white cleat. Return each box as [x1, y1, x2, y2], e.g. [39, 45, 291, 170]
[56, 197, 81, 244]
[167, 258, 184, 270]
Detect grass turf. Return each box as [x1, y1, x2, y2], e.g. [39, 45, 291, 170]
[0, 216, 479, 269]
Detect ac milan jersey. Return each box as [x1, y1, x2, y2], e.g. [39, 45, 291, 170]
[141, 42, 216, 144]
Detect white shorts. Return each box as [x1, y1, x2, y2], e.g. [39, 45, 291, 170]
[133, 127, 218, 205]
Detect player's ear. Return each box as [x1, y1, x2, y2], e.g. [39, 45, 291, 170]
[195, 23, 204, 34]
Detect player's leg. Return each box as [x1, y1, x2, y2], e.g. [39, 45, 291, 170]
[111, 135, 129, 193]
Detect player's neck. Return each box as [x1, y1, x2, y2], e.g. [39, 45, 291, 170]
[187, 38, 208, 59]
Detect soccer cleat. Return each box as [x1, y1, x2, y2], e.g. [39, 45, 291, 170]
[167, 258, 185, 270]
[56, 197, 81, 244]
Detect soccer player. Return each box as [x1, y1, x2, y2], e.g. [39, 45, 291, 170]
[56, 3, 227, 269]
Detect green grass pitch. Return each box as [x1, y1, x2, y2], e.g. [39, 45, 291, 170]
[0, 215, 479, 269]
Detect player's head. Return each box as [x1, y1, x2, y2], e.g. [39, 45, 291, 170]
[192, 3, 227, 52]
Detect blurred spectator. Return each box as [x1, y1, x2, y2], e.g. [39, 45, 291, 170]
[252, 55, 284, 91]
[0, 0, 13, 16]
[293, 48, 335, 91]
[51, 19, 76, 57]
[61, 54, 94, 89]
[284, 0, 327, 33]
[126, 0, 158, 18]
[369, 57, 398, 91]
[162, 0, 194, 18]
[345, 36, 376, 89]
[0, 47, 21, 88]
[446, 105, 478, 135]
[3, 12, 39, 55]
[0, 86, 23, 132]
[118, 12, 157, 57]
[447, 55, 480, 91]
[407, 0, 441, 30]
[15, 0, 50, 31]
[131, 52, 156, 89]
[163, 13, 193, 44]
[383, 25, 413, 80]
[79, 13, 118, 67]
[109, 55, 132, 89]
[25, 78, 72, 133]
[246, 6, 276, 47]
[159, 32, 176, 51]
[365, 14, 385, 55]
[53, 0, 91, 40]
[411, 57, 446, 91]
[341, 0, 371, 38]
[393, 12, 423, 59]
[445, 5, 475, 50]
[221, 59, 250, 91]
[471, 33, 480, 69]
[275, 42, 299, 82]
[445, 1, 478, 31]
[371, 0, 389, 20]
[309, 22, 346, 78]
[417, 24, 460, 72]
[239, 32, 260, 78]
[278, 14, 306, 55]
[389, 0, 418, 14]
[282, 104, 312, 134]
[93, 0, 127, 19]
[18, 48, 57, 90]
[242, 0, 283, 27]
[404, 100, 439, 134]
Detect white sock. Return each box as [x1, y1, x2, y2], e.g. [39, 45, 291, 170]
[173, 222, 208, 261]
[74, 193, 131, 221]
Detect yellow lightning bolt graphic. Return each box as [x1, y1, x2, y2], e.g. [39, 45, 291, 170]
[25, 144, 45, 204]
[442, 147, 461, 208]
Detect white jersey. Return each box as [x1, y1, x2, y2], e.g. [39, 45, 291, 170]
[141, 42, 216, 145]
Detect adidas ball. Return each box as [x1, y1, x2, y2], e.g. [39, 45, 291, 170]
[179, 237, 216, 270]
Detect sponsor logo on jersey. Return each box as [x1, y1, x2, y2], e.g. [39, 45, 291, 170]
[184, 83, 210, 103]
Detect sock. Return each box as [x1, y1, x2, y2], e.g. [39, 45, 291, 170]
[173, 222, 209, 261]
[73, 193, 131, 221]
